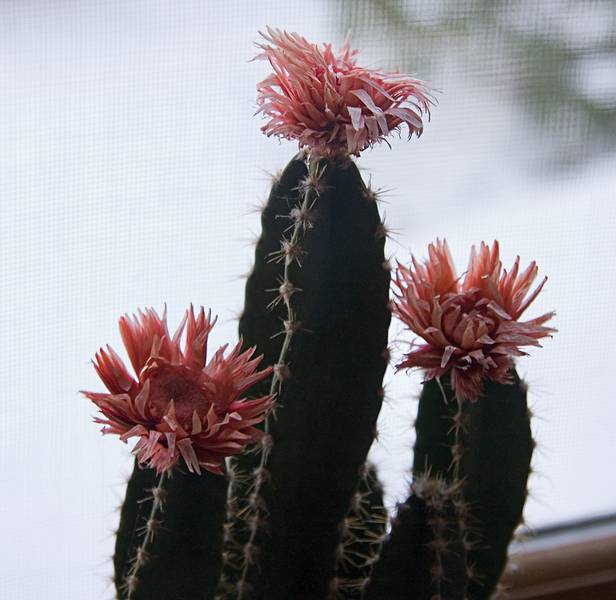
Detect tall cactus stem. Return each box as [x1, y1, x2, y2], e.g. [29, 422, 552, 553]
[121, 470, 168, 599]
[235, 154, 324, 600]
[218, 153, 390, 598]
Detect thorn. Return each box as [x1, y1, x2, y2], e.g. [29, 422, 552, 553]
[375, 221, 388, 241]
[252, 466, 271, 487]
[143, 518, 163, 537]
[135, 547, 150, 565]
[271, 316, 308, 340]
[259, 167, 282, 185]
[123, 574, 139, 593]
[450, 444, 464, 464]
[381, 346, 391, 363]
[267, 237, 306, 266]
[365, 184, 394, 203]
[245, 197, 269, 216]
[374, 217, 401, 243]
[362, 186, 379, 202]
[151, 486, 168, 504]
[266, 278, 299, 308]
[243, 542, 260, 565]
[295, 173, 326, 196]
[338, 517, 351, 537]
[273, 362, 292, 382]
[289, 202, 316, 231]
[260, 433, 273, 452]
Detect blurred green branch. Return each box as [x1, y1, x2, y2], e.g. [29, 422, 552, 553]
[335, 0, 616, 166]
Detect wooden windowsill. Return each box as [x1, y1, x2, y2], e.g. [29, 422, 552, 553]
[500, 515, 616, 599]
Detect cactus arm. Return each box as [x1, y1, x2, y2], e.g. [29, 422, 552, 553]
[462, 371, 533, 600]
[364, 375, 469, 600]
[114, 461, 227, 600]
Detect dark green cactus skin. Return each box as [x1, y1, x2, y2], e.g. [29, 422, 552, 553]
[364, 495, 428, 599]
[114, 461, 227, 600]
[232, 155, 390, 599]
[366, 370, 534, 600]
[365, 494, 467, 600]
[365, 377, 469, 599]
[462, 371, 533, 600]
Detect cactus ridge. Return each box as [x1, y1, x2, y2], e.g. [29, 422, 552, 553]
[120, 470, 168, 599]
[220, 154, 326, 599]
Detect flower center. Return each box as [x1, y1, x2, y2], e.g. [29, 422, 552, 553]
[443, 292, 499, 349]
[146, 366, 206, 428]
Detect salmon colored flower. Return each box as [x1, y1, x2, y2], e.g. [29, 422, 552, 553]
[254, 27, 434, 156]
[82, 306, 274, 475]
[392, 240, 556, 401]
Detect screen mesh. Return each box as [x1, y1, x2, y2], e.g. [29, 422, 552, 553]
[1, 1, 614, 597]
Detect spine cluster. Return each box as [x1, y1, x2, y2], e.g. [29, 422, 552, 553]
[121, 471, 168, 599]
[329, 464, 388, 599]
[217, 154, 324, 599]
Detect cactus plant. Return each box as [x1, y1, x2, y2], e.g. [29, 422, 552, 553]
[82, 28, 555, 600]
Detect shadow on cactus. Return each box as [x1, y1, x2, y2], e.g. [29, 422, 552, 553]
[82, 27, 555, 600]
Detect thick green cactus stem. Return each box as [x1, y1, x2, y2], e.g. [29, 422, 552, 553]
[412, 371, 533, 600]
[461, 371, 533, 600]
[224, 153, 390, 599]
[115, 462, 227, 600]
[232, 155, 325, 600]
[364, 479, 467, 600]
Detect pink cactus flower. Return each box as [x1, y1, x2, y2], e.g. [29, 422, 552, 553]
[254, 27, 434, 156]
[392, 240, 556, 401]
[82, 306, 274, 475]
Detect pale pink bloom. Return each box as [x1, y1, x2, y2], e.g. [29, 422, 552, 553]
[82, 306, 274, 475]
[392, 240, 556, 401]
[254, 27, 434, 156]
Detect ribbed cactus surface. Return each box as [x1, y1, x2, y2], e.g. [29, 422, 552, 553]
[218, 154, 391, 599]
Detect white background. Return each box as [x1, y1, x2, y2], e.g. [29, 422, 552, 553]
[1, 2, 615, 598]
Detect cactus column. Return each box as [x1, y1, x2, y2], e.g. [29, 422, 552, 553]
[218, 153, 390, 599]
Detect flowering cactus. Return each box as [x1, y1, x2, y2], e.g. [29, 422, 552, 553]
[366, 241, 555, 600]
[214, 29, 437, 600]
[85, 28, 556, 600]
[83, 307, 273, 599]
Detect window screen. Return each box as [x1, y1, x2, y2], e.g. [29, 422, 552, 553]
[1, 1, 614, 597]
